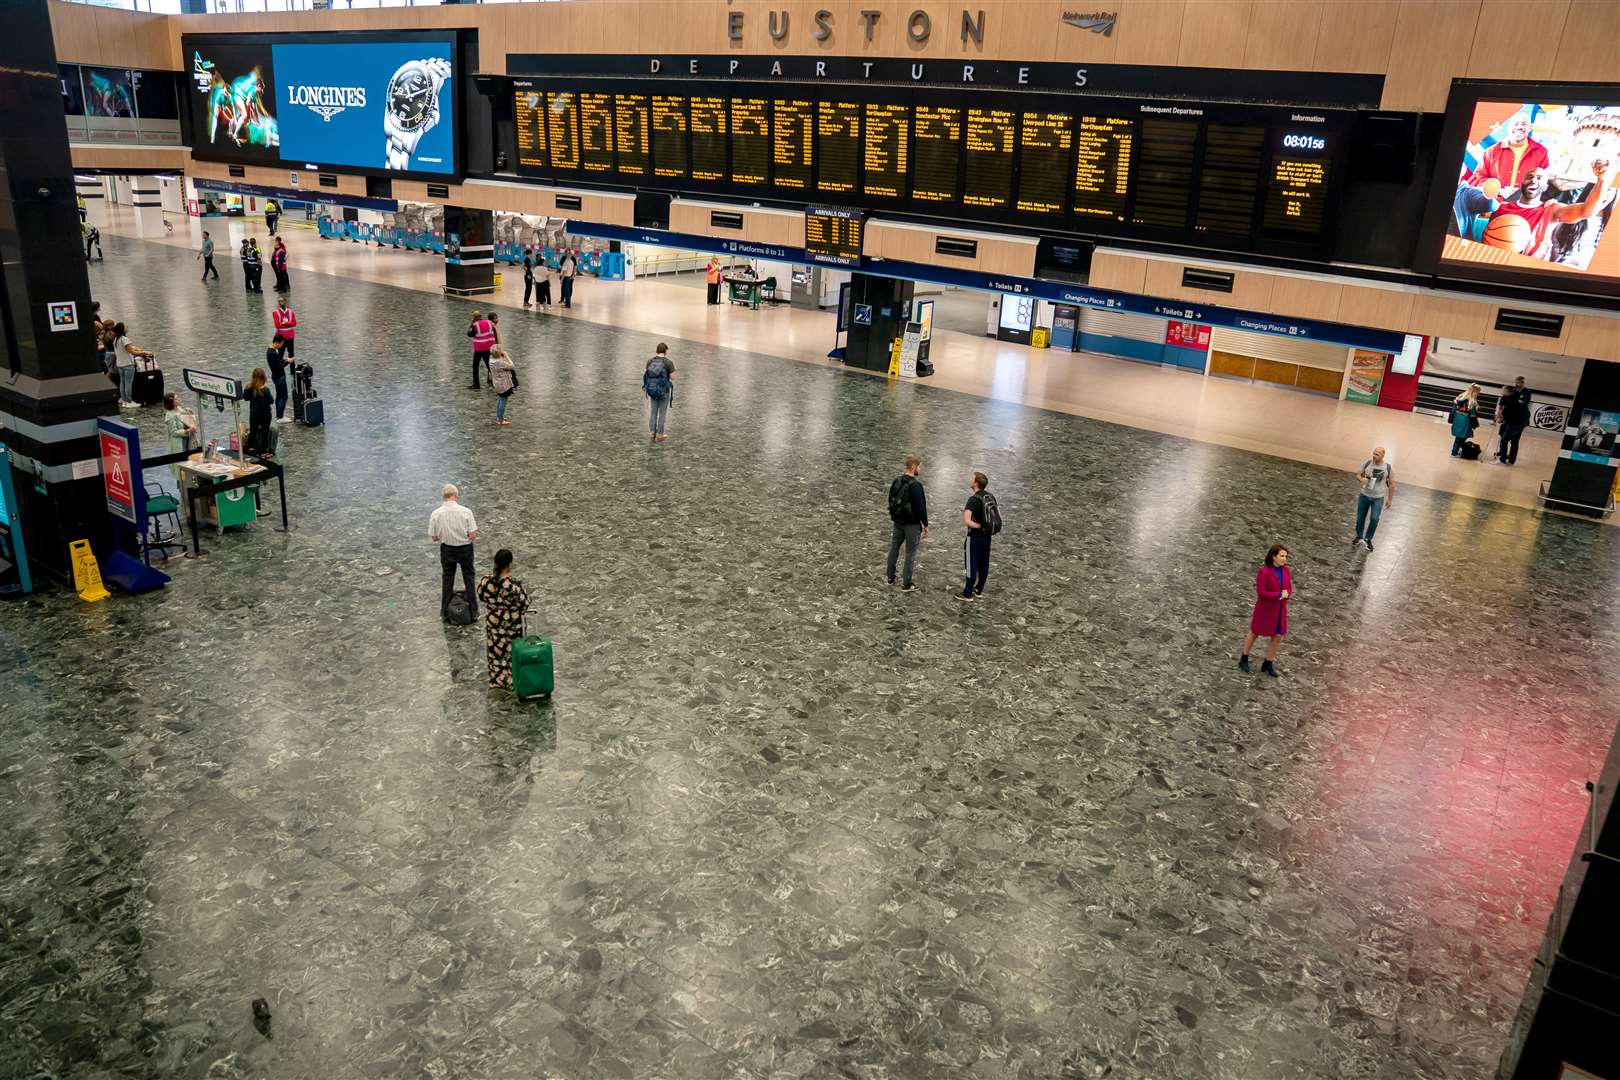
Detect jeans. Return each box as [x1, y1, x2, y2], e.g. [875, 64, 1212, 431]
[497, 391, 511, 421]
[1452, 185, 1497, 238]
[1451, 434, 1469, 456]
[886, 522, 921, 585]
[118, 365, 134, 403]
[560, 276, 574, 307]
[649, 393, 670, 435]
[963, 533, 991, 596]
[440, 543, 476, 617]
[472, 350, 490, 386]
[272, 373, 288, 419]
[1498, 424, 1524, 463]
[1355, 494, 1384, 541]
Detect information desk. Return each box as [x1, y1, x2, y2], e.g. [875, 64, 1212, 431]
[177, 457, 288, 557]
[727, 272, 763, 310]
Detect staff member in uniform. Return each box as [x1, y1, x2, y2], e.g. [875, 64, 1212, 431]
[270, 238, 290, 292]
[264, 198, 280, 236]
[271, 295, 298, 357]
[705, 258, 723, 305]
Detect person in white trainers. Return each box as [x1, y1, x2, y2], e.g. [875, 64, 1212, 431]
[1353, 447, 1395, 551]
[110, 322, 154, 408]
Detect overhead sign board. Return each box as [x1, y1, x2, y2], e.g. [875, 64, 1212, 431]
[183, 368, 242, 400]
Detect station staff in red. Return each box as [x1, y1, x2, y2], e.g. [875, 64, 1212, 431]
[271, 296, 298, 357]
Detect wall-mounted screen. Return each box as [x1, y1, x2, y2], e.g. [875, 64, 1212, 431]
[509, 77, 1347, 257]
[804, 205, 865, 266]
[182, 31, 461, 181]
[1416, 81, 1620, 302]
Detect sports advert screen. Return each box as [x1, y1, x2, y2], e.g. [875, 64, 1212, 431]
[272, 41, 455, 175]
[1441, 102, 1618, 281]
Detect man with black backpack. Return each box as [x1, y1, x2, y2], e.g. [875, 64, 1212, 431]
[885, 455, 929, 592]
[957, 471, 1001, 602]
[643, 343, 675, 442]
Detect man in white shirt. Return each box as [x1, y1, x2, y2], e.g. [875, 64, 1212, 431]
[559, 251, 577, 309]
[429, 483, 478, 621]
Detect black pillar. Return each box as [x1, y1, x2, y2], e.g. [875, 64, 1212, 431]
[1543, 358, 1620, 516]
[0, 0, 118, 581]
[843, 273, 915, 373]
[443, 206, 494, 295]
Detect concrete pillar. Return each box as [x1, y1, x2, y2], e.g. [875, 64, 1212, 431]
[0, 0, 119, 580]
[74, 174, 107, 227]
[130, 176, 164, 236]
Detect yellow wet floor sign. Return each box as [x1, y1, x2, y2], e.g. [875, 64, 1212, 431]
[70, 539, 109, 601]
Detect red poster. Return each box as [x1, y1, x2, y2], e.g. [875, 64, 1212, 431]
[1166, 321, 1211, 350]
[100, 430, 135, 524]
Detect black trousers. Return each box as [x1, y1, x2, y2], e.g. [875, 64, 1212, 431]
[471, 350, 491, 386]
[560, 277, 574, 307]
[1498, 424, 1524, 464]
[265, 214, 278, 235]
[537, 280, 552, 305]
[707, 282, 720, 304]
[963, 533, 991, 596]
[523, 278, 534, 304]
[274, 268, 289, 291]
[280, 336, 296, 358]
[202, 255, 217, 280]
[271, 373, 288, 420]
[440, 543, 476, 616]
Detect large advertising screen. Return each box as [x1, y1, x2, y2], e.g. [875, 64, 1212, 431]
[183, 32, 460, 181]
[1418, 82, 1620, 301]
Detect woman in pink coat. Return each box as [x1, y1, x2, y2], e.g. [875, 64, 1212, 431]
[1239, 544, 1291, 678]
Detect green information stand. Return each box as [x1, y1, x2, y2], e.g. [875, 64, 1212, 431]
[214, 484, 257, 528]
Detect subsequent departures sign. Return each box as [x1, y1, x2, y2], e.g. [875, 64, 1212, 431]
[805, 206, 865, 266]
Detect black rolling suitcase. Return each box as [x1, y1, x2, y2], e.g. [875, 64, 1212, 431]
[293, 363, 324, 426]
[131, 355, 164, 406]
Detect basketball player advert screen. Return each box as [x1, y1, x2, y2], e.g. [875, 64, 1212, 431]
[1439, 100, 1618, 285]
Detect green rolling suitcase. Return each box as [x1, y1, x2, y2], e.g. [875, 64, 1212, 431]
[511, 616, 554, 700]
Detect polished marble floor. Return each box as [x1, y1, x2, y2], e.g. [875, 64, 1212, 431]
[2, 229, 1617, 1079]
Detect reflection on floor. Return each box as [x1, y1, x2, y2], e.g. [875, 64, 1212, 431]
[4, 225, 1615, 1079]
[109, 207, 1575, 518]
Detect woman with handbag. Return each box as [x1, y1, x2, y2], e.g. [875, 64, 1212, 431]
[1239, 544, 1292, 678]
[489, 346, 517, 425]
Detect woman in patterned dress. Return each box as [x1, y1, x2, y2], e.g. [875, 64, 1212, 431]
[477, 549, 528, 689]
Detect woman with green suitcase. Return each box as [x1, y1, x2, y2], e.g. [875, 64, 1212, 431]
[477, 549, 529, 690]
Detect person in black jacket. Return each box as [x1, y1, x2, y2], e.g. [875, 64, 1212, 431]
[243, 367, 274, 458]
[522, 255, 535, 306]
[885, 454, 929, 592]
[1496, 376, 1532, 465]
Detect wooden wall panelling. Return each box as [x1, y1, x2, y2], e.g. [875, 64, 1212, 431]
[70, 146, 188, 171]
[1311, 0, 1398, 73]
[1252, 357, 1298, 386]
[1336, 284, 1416, 332]
[1382, 0, 1482, 112]
[1563, 315, 1620, 364]
[1112, 0, 1187, 65]
[1266, 274, 1343, 322]
[1209, 351, 1256, 379]
[1140, 258, 1185, 301]
[1088, 250, 1149, 294]
[1296, 365, 1346, 394]
[49, 0, 99, 65]
[1407, 293, 1491, 341]
[1466, 0, 1570, 80]
[1223, 270, 1276, 313]
[986, 0, 1058, 61]
[1176, 0, 1252, 68]
[1243, 0, 1324, 71]
[1551, 0, 1620, 83]
[1047, 0, 1121, 64]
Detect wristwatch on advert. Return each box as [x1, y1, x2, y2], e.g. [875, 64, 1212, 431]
[383, 58, 452, 170]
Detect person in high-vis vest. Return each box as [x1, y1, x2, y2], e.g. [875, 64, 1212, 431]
[705, 258, 723, 305]
[467, 311, 498, 389]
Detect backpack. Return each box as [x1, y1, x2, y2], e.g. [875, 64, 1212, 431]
[888, 474, 916, 524]
[979, 491, 1003, 536]
[643, 358, 671, 400]
[445, 595, 474, 625]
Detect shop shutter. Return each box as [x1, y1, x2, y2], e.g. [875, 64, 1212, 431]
[1079, 308, 1166, 344]
[1207, 327, 1348, 370]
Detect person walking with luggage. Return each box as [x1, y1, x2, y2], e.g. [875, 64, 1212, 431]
[477, 548, 529, 689]
[243, 368, 274, 459]
[271, 295, 298, 358]
[885, 455, 929, 592]
[1353, 447, 1395, 550]
[266, 333, 291, 424]
[559, 249, 577, 308]
[521, 256, 535, 307]
[1449, 384, 1481, 458]
[430, 484, 479, 623]
[956, 471, 996, 602]
[706, 257, 723, 305]
[467, 310, 497, 389]
[490, 346, 517, 425]
[84, 223, 102, 262]
[197, 231, 218, 282]
[643, 343, 675, 442]
[1239, 544, 1291, 678]
[270, 238, 289, 292]
[110, 322, 154, 409]
[264, 198, 279, 236]
[1496, 376, 1531, 465]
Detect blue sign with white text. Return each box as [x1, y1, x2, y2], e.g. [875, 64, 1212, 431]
[272, 41, 455, 175]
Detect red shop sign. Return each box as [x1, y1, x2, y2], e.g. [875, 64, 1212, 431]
[1166, 321, 1211, 350]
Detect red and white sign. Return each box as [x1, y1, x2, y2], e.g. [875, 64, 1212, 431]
[1166, 321, 1212, 350]
[100, 430, 135, 524]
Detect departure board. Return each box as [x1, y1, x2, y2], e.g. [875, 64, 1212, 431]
[690, 96, 726, 182]
[964, 107, 1015, 210]
[730, 97, 769, 185]
[816, 100, 860, 195]
[651, 96, 687, 179]
[1264, 155, 1329, 234]
[614, 94, 650, 177]
[1195, 123, 1264, 235]
[804, 206, 865, 266]
[512, 80, 1346, 255]
[515, 89, 546, 170]
[1132, 118, 1198, 230]
[863, 103, 909, 199]
[545, 91, 579, 171]
[1073, 115, 1132, 222]
[773, 99, 813, 191]
[912, 105, 961, 204]
[1016, 111, 1072, 216]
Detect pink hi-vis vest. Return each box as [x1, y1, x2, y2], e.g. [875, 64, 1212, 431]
[471, 319, 496, 350]
[271, 307, 297, 336]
